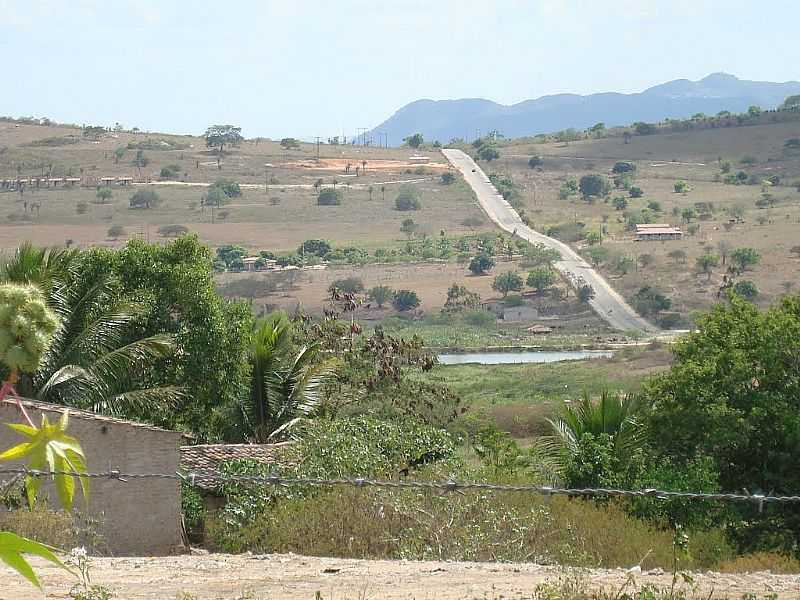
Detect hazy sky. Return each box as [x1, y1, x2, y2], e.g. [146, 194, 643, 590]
[2, 0, 798, 139]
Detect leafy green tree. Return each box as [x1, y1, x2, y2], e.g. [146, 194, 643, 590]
[614, 254, 635, 275]
[403, 133, 423, 148]
[95, 186, 113, 204]
[113, 146, 126, 164]
[210, 178, 241, 199]
[582, 246, 609, 267]
[747, 105, 762, 117]
[298, 239, 331, 258]
[732, 280, 758, 300]
[646, 295, 800, 552]
[731, 247, 761, 271]
[129, 189, 161, 209]
[238, 313, 335, 441]
[279, 138, 300, 150]
[204, 124, 243, 153]
[442, 283, 481, 312]
[584, 231, 601, 245]
[368, 285, 394, 308]
[696, 254, 719, 280]
[392, 289, 420, 311]
[559, 177, 579, 200]
[579, 174, 611, 200]
[523, 243, 561, 267]
[491, 271, 523, 298]
[781, 95, 800, 110]
[681, 208, 696, 223]
[612, 196, 628, 211]
[541, 391, 647, 484]
[477, 145, 500, 161]
[468, 254, 494, 275]
[630, 286, 671, 316]
[526, 267, 555, 294]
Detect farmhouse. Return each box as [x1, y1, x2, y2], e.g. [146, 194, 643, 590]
[635, 223, 683, 241]
[0, 398, 185, 555]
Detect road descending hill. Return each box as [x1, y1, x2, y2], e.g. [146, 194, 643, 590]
[443, 148, 657, 333]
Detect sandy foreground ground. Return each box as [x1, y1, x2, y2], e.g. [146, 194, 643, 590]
[4, 553, 800, 600]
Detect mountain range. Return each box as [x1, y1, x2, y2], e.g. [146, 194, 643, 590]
[367, 73, 800, 145]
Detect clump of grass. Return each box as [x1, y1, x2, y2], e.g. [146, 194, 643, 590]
[715, 551, 800, 574]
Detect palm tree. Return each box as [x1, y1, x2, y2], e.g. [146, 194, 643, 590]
[243, 313, 336, 442]
[1, 244, 180, 421]
[539, 390, 647, 477]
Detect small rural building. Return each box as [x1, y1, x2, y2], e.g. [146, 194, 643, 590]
[180, 443, 295, 512]
[635, 223, 683, 241]
[0, 398, 184, 556]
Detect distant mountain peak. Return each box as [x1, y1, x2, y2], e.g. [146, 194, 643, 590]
[368, 73, 800, 145]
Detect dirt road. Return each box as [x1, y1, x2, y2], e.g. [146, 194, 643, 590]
[6, 553, 800, 599]
[442, 149, 657, 333]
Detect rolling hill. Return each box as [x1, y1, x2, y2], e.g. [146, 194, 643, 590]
[368, 73, 800, 144]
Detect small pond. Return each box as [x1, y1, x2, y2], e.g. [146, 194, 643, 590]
[438, 350, 613, 366]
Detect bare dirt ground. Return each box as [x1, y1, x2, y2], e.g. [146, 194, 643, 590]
[283, 158, 449, 172]
[6, 553, 800, 599]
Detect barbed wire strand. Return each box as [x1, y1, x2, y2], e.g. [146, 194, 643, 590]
[0, 468, 795, 512]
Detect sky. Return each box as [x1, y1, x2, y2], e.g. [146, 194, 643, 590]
[2, 0, 799, 139]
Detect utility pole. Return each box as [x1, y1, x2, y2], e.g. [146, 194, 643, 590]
[264, 163, 273, 195]
[314, 137, 321, 161]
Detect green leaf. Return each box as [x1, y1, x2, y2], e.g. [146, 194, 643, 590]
[0, 531, 66, 589]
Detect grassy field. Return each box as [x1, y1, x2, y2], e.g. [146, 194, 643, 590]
[0, 122, 492, 251]
[489, 120, 800, 318]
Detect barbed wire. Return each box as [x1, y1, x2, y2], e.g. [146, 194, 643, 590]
[0, 468, 795, 512]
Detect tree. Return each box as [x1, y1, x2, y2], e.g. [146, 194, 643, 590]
[393, 289, 420, 311]
[645, 295, 800, 552]
[614, 254, 635, 275]
[400, 218, 418, 238]
[732, 280, 758, 300]
[637, 253, 655, 270]
[477, 145, 500, 161]
[107, 225, 126, 240]
[440, 172, 455, 185]
[731, 247, 761, 271]
[612, 196, 628, 211]
[612, 161, 636, 174]
[524, 243, 561, 267]
[583, 246, 609, 267]
[629, 186, 644, 198]
[528, 156, 544, 168]
[681, 208, 696, 223]
[129, 189, 161, 209]
[526, 267, 555, 294]
[368, 285, 394, 308]
[577, 284, 595, 303]
[668, 249, 687, 264]
[781, 95, 800, 110]
[241, 313, 335, 441]
[328, 277, 364, 294]
[468, 254, 495, 275]
[210, 178, 241, 199]
[82, 125, 105, 139]
[113, 146, 126, 164]
[299, 239, 331, 258]
[584, 231, 601, 246]
[630, 286, 671, 316]
[718, 240, 732, 265]
[395, 186, 421, 211]
[160, 164, 181, 179]
[696, 254, 719, 280]
[559, 177, 579, 200]
[403, 133, 423, 148]
[317, 188, 342, 206]
[491, 271, 523, 298]
[443, 283, 481, 312]
[579, 174, 611, 200]
[747, 105, 762, 117]
[204, 124, 243, 154]
[96, 186, 113, 204]
[279, 138, 300, 150]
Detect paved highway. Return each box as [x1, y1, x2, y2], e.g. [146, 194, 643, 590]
[442, 148, 658, 333]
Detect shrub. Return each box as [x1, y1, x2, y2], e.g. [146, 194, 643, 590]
[577, 284, 595, 303]
[440, 172, 455, 185]
[210, 178, 241, 198]
[732, 279, 758, 300]
[368, 285, 394, 308]
[317, 188, 342, 206]
[160, 164, 181, 179]
[578, 174, 611, 200]
[107, 224, 125, 240]
[393, 289, 421, 311]
[528, 156, 544, 168]
[630, 286, 671, 316]
[628, 186, 644, 198]
[477, 145, 499, 161]
[674, 180, 690, 193]
[298, 239, 331, 257]
[328, 277, 364, 294]
[612, 161, 636, 174]
[395, 186, 422, 211]
[463, 309, 495, 326]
